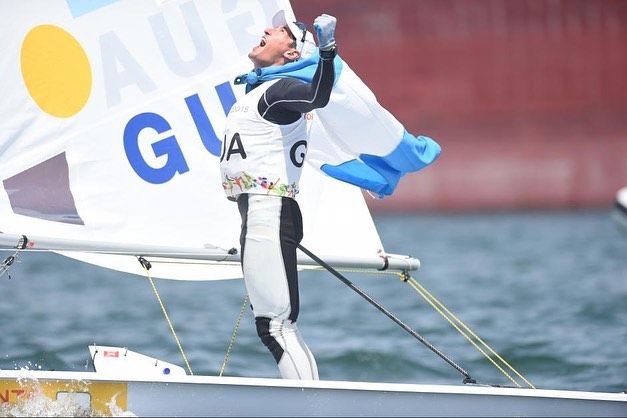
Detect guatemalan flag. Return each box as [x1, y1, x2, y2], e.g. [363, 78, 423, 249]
[235, 30, 441, 198]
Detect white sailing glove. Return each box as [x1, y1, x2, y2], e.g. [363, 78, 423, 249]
[313, 14, 336, 51]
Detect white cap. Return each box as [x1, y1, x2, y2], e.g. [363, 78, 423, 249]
[272, 10, 317, 59]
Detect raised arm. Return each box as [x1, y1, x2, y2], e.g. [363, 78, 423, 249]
[258, 14, 337, 125]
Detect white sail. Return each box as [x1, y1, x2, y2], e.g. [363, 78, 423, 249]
[0, 0, 384, 280]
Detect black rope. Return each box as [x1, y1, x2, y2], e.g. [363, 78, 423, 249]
[297, 243, 476, 384]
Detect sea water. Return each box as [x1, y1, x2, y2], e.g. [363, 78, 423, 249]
[0, 210, 625, 415]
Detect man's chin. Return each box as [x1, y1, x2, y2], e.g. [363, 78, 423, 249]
[248, 49, 259, 62]
[248, 53, 265, 69]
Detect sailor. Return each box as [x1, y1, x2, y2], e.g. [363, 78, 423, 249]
[219, 12, 337, 380]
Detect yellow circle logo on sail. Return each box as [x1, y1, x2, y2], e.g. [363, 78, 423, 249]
[20, 24, 92, 118]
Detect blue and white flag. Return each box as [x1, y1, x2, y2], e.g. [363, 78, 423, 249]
[235, 50, 441, 197]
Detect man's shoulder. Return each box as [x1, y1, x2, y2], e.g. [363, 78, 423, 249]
[247, 78, 302, 95]
[268, 77, 305, 90]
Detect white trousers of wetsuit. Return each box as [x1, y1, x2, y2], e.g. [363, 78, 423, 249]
[237, 193, 319, 380]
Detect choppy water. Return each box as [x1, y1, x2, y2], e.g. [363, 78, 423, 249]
[1, 210, 625, 398]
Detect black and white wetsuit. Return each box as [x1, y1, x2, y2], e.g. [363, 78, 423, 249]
[220, 48, 336, 380]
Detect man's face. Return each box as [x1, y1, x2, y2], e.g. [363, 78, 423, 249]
[248, 25, 299, 68]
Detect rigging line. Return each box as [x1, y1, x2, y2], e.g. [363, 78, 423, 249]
[333, 268, 532, 387]
[0, 252, 18, 280]
[408, 276, 534, 388]
[219, 294, 249, 377]
[0, 235, 28, 280]
[137, 257, 194, 376]
[297, 243, 476, 384]
[405, 276, 535, 389]
[404, 276, 522, 388]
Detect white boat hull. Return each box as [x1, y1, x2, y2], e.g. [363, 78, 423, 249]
[1, 370, 625, 417]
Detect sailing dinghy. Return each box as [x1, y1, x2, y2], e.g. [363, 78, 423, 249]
[0, 0, 625, 415]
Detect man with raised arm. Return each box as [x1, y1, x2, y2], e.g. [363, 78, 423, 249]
[220, 12, 337, 380]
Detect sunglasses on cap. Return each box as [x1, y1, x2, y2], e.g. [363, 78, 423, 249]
[292, 21, 307, 43]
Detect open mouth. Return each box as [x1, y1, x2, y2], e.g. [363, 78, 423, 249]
[259, 37, 267, 47]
